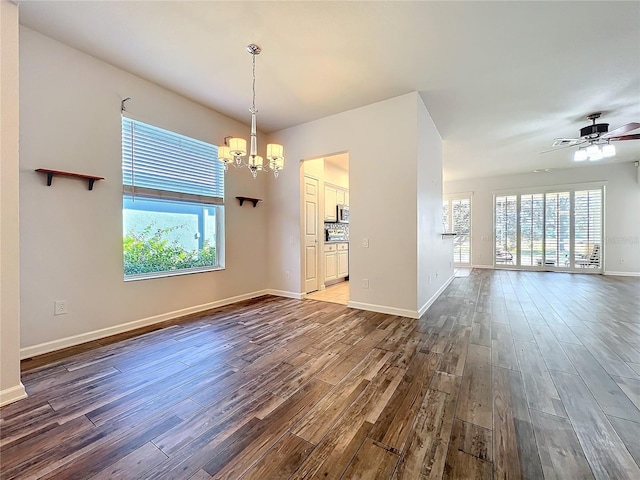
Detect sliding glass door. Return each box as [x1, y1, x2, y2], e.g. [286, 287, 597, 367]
[494, 187, 603, 272]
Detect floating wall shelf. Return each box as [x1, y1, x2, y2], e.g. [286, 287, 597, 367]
[236, 196, 262, 207]
[36, 169, 104, 191]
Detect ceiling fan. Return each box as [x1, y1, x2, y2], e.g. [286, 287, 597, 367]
[545, 113, 640, 162]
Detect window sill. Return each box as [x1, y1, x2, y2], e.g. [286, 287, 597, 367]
[124, 265, 224, 282]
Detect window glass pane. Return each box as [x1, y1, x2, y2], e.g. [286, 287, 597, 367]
[544, 192, 570, 267]
[495, 195, 517, 264]
[574, 190, 602, 268]
[519, 194, 544, 266]
[123, 197, 221, 276]
[452, 198, 471, 264]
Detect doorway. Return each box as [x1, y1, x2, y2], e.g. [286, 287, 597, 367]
[301, 154, 350, 305]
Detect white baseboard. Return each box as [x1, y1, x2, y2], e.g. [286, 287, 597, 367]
[20, 289, 271, 360]
[604, 271, 640, 277]
[471, 264, 494, 269]
[0, 383, 27, 407]
[418, 274, 455, 318]
[347, 301, 419, 319]
[266, 289, 304, 300]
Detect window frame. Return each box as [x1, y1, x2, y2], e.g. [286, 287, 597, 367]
[121, 115, 225, 281]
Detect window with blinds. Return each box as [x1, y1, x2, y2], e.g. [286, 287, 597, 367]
[443, 194, 472, 265]
[493, 187, 603, 272]
[121, 117, 225, 279]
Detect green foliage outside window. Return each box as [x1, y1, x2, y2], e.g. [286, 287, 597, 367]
[123, 224, 216, 276]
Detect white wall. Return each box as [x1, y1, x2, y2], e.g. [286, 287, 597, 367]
[324, 162, 348, 189]
[417, 96, 453, 312]
[444, 162, 640, 275]
[267, 92, 449, 317]
[18, 28, 270, 355]
[0, 0, 27, 406]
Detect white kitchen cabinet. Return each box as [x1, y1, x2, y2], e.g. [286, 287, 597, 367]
[337, 246, 349, 278]
[324, 186, 337, 222]
[324, 244, 337, 282]
[325, 243, 348, 283]
[325, 183, 349, 222]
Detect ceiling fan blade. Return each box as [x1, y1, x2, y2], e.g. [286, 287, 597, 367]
[602, 122, 640, 138]
[609, 133, 640, 141]
[551, 138, 580, 147]
[539, 139, 588, 154]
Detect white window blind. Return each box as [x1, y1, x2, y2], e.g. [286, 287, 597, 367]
[122, 117, 224, 204]
[574, 189, 602, 267]
[493, 186, 603, 271]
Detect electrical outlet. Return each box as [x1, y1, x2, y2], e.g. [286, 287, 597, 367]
[284, 270, 290, 279]
[54, 300, 68, 316]
[619, 259, 625, 264]
[362, 238, 369, 248]
[362, 278, 369, 289]
[435, 272, 439, 278]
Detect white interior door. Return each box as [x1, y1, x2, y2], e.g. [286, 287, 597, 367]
[304, 176, 320, 293]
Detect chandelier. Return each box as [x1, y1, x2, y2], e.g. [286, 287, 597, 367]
[574, 140, 615, 162]
[217, 44, 284, 178]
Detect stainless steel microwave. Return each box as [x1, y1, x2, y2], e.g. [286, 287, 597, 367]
[337, 205, 349, 223]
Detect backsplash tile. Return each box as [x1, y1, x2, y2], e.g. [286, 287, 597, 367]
[324, 222, 349, 241]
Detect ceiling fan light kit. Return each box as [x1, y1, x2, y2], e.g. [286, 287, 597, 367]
[217, 44, 285, 179]
[549, 112, 639, 163]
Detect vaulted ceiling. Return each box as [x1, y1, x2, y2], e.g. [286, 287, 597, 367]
[17, 1, 640, 181]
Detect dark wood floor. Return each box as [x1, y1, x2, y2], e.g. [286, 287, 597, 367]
[2, 270, 640, 479]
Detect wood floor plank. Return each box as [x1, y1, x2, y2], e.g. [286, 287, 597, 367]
[470, 320, 491, 347]
[438, 325, 471, 376]
[238, 432, 315, 480]
[569, 327, 640, 379]
[492, 367, 544, 480]
[314, 329, 390, 385]
[456, 344, 492, 430]
[530, 409, 595, 480]
[368, 351, 440, 451]
[606, 415, 640, 467]
[342, 437, 399, 480]
[0, 415, 95, 470]
[507, 310, 535, 343]
[514, 341, 567, 417]
[529, 324, 578, 374]
[611, 375, 640, 412]
[202, 379, 331, 480]
[550, 370, 640, 479]
[89, 441, 167, 480]
[290, 365, 404, 479]
[491, 323, 519, 371]
[394, 373, 461, 479]
[443, 419, 493, 480]
[39, 416, 182, 480]
[561, 343, 640, 422]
